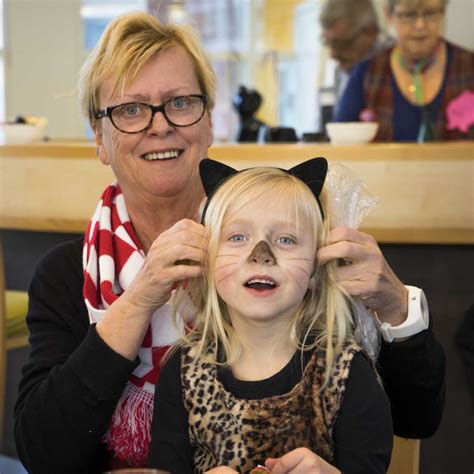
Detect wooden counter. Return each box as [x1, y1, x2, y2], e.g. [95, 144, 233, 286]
[1, 141, 473, 244]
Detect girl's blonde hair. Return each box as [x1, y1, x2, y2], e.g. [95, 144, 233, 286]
[179, 167, 354, 385]
[78, 11, 216, 128]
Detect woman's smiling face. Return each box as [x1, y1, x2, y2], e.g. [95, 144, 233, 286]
[213, 196, 316, 327]
[95, 44, 213, 202]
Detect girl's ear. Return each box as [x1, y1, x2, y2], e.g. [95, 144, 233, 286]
[199, 159, 238, 198]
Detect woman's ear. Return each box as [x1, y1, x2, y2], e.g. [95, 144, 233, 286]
[207, 117, 214, 148]
[94, 123, 110, 166]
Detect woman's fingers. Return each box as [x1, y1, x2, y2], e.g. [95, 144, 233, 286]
[156, 218, 208, 246]
[316, 226, 408, 325]
[125, 219, 208, 311]
[316, 226, 377, 266]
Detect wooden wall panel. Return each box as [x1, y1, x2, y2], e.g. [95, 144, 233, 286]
[1, 142, 473, 243]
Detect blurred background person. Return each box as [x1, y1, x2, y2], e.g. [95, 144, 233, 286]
[334, 0, 474, 142]
[320, 0, 393, 108]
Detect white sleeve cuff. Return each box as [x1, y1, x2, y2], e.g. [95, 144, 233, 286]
[378, 286, 429, 342]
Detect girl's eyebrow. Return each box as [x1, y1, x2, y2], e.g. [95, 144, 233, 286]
[224, 218, 303, 232]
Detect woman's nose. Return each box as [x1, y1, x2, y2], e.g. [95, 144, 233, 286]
[146, 110, 173, 137]
[247, 240, 277, 266]
[414, 14, 427, 29]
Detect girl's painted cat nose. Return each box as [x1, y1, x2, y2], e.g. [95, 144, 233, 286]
[247, 240, 277, 265]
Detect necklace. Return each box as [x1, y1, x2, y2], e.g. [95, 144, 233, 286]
[394, 39, 442, 105]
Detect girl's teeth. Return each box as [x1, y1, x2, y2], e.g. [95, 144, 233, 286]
[248, 279, 274, 285]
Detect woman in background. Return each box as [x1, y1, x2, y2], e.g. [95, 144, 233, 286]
[335, 0, 474, 141]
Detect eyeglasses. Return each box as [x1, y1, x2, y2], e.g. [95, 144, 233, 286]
[95, 94, 207, 133]
[394, 8, 444, 25]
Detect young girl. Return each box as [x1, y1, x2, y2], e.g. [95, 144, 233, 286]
[148, 158, 393, 474]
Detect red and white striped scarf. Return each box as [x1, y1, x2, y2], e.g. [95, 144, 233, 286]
[82, 182, 185, 466]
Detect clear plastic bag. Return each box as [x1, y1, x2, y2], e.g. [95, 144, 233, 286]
[325, 163, 381, 360]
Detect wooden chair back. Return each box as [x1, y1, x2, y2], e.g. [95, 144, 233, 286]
[0, 235, 7, 448]
[387, 436, 420, 474]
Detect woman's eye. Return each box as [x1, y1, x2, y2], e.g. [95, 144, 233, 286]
[122, 104, 141, 116]
[229, 234, 247, 242]
[276, 236, 296, 245]
[171, 97, 188, 109]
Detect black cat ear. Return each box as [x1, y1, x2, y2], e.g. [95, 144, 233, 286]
[288, 157, 328, 198]
[199, 159, 239, 198]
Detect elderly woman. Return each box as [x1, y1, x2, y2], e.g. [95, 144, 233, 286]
[14, 12, 445, 474]
[335, 0, 474, 141]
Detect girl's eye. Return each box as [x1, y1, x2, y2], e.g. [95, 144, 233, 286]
[276, 236, 296, 245]
[229, 234, 247, 242]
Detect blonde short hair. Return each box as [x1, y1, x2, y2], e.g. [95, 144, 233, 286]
[180, 167, 354, 385]
[78, 11, 216, 127]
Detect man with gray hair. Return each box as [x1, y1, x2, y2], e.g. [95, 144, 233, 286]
[320, 0, 392, 103]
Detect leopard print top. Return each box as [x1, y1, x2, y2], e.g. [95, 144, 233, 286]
[180, 341, 364, 474]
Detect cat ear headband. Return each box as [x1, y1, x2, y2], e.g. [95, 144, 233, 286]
[199, 157, 328, 222]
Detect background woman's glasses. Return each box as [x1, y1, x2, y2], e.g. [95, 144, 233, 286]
[394, 8, 444, 25]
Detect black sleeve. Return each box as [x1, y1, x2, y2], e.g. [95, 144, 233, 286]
[334, 352, 393, 474]
[148, 348, 193, 474]
[14, 240, 138, 474]
[377, 319, 446, 438]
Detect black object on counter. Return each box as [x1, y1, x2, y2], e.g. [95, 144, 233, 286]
[264, 126, 298, 142]
[302, 132, 327, 143]
[233, 85, 266, 142]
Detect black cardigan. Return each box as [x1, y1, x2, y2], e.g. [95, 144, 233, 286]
[14, 237, 446, 473]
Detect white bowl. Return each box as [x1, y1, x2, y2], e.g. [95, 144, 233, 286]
[0, 123, 46, 144]
[326, 122, 379, 145]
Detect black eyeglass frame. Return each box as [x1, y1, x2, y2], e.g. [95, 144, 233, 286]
[94, 94, 208, 134]
[393, 7, 445, 24]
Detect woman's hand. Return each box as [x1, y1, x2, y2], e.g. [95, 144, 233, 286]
[96, 218, 207, 360]
[265, 447, 340, 473]
[316, 226, 408, 326]
[126, 218, 207, 312]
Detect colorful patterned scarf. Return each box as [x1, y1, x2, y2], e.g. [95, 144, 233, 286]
[82, 182, 186, 466]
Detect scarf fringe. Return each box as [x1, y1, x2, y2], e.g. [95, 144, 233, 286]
[103, 382, 154, 466]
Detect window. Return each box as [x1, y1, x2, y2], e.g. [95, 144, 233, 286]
[185, 0, 254, 141]
[81, 0, 147, 50]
